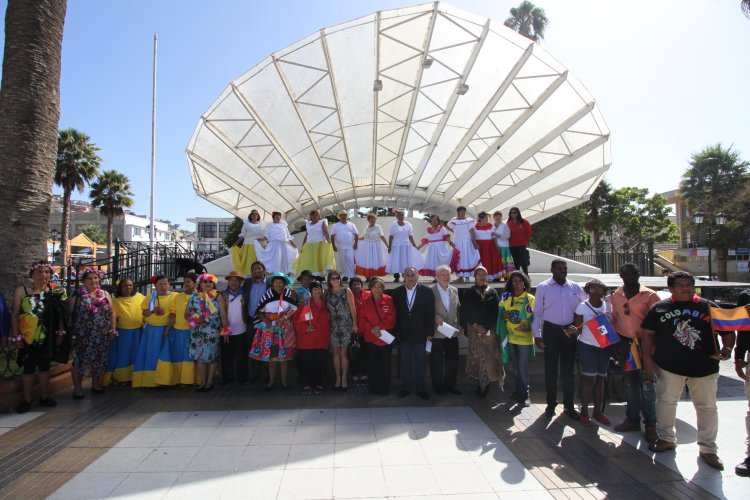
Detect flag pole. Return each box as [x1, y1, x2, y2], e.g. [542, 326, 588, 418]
[150, 33, 157, 245]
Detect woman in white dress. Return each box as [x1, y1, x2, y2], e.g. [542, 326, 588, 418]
[293, 209, 335, 277]
[256, 212, 299, 275]
[231, 209, 267, 275]
[447, 206, 480, 281]
[491, 210, 515, 281]
[418, 214, 459, 277]
[385, 210, 424, 282]
[355, 213, 388, 278]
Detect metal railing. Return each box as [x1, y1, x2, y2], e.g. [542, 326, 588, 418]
[559, 240, 655, 275]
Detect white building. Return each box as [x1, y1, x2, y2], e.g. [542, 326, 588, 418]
[187, 217, 235, 253]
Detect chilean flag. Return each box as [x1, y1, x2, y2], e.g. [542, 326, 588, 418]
[585, 314, 619, 348]
[299, 299, 313, 322]
[710, 306, 750, 331]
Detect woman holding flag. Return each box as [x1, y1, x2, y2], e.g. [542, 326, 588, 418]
[572, 279, 614, 427]
[497, 271, 535, 407]
[187, 273, 225, 392]
[293, 281, 330, 394]
[134, 275, 177, 388]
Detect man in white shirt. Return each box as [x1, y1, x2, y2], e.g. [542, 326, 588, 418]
[331, 210, 359, 281]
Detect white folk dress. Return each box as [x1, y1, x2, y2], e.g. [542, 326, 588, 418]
[355, 224, 387, 278]
[447, 217, 480, 278]
[385, 221, 424, 275]
[256, 221, 299, 275]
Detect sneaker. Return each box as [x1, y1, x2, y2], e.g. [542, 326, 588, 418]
[303, 386, 313, 395]
[735, 456, 750, 477]
[314, 385, 323, 394]
[699, 452, 724, 471]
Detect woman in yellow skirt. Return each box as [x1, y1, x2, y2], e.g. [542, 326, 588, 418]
[293, 209, 335, 277]
[231, 209, 267, 275]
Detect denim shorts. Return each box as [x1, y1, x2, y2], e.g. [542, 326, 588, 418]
[577, 341, 610, 377]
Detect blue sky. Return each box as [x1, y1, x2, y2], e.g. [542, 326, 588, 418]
[2, 0, 749, 231]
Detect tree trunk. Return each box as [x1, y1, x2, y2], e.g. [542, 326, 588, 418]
[716, 247, 728, 282]
[60, 190, 71, 278]
[106, 214, 113, 258]
[0, 0, 68, 300]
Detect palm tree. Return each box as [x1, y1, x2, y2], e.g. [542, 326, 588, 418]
[504, 1, 549, 42]
[0, 0, 67, 298]
[55, 128, 102, 274]
[89, 170, 134, 257]
[743, 0, 750, 18]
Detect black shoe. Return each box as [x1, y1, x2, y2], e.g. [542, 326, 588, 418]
[398, 390, 410, 398]
[15, 400, 31, 414]
[91, 387, 105, 394]
[544, 405, 556, 417]
[72, 393, 85, 400]
[447, 387, 462, 395]
[417, 391, 430, 400]
[736, 457, 750, 477]
[564, 407, 580, 420]
[39, 397, 57, 407]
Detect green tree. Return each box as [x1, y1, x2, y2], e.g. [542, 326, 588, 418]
[55, 128, 102, 274]
[530, 205, 589, 254]
[582, 180, 615, 254]
[609, 187, 679, 246]
[679, 144, 750, 279]
[80, 224, 106, 245]
[0, 0, 67, 299]
[223, 216, 243, 247]
[89, 170, 134, 257]
[504, 1, 549, 42]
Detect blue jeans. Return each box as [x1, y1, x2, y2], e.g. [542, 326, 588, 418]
[622, 339, 656, 427]
[400, 340, 427, 392]
[509, 343, 532, 398]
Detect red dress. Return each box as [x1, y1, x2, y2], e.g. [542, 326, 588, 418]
[361, 294, 397, 346]
[293, 298, 330, 350]
[474, 222, 504, 280]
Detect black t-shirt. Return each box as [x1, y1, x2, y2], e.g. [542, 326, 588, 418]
[641, 296, 724, 377]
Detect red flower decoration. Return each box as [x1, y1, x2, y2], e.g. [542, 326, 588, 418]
[151, 275, 158, 285]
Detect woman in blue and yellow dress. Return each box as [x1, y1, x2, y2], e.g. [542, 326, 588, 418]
[155, 272, 198, 386]
[133, 275, 177, 388]
[187, 273, 225, 391]
[293, 209, 335, 277]
[103, 278, 144, 386]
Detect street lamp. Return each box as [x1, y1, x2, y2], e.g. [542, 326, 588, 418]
[49, 228, 60, 264]
[692, 212, 726, 280]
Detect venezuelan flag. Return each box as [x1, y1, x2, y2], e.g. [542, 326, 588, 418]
[624, 339, 642, 372]
[710, 306, 750, 331]
[585, 314, 620, 348]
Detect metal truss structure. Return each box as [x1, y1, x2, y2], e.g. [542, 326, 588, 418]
[186, 2, 611, 227]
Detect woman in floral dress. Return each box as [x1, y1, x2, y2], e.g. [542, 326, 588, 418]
[326, 270, 357, 390]
[71, 268, 116, 398]
[187, 273, 225, 391]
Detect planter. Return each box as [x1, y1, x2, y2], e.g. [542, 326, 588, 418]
[0, 362, 72, 412]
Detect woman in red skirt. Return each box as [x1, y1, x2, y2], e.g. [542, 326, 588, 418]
[474, 212, 504, 281]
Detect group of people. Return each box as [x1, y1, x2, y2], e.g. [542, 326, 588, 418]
[231, 206, 533, 284]
[7, 253, 750, 478]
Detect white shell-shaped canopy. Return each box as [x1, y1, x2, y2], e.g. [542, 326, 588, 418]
[187, 2, 610, 226]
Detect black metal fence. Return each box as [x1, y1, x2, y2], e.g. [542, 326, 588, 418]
[559, 241, 655, 275]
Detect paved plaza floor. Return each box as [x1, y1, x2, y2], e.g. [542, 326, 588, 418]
[0, 361, 747, 499]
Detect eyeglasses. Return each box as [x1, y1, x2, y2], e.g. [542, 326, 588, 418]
[623, 303, 630, 315]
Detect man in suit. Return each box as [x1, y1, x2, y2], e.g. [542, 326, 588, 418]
[242, 261, 269, 383]
[392, 266, 435, 400]
[430, 265, 461, 395]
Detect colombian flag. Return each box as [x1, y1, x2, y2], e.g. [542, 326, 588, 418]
[624, 339, 642, 372]
[585, 314, 620, 348]
[710, 306, 750, 331]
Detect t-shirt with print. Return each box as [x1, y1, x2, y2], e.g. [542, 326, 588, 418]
[641, 296, 723, 378]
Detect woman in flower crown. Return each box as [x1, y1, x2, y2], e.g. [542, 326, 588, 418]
[10, 260, 68, 413]
[133, 275, 177, 388]
[187, 273, 225, 391]
[70, 268, 116, 398]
